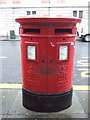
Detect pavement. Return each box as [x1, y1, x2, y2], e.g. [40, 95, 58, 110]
[0, 40, 90, 119]
[1, 89, 89, 119]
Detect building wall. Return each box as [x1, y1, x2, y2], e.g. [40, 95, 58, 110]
[0, 0, 89, 38]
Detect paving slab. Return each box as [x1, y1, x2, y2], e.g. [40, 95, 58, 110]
[0, 90, 2, 114]
[5, 90, 88, 118]
[2, 89, 19, 115]
[0, 90, 7, 119]
[75, 91, 89, 115]
[0, 115, 7, 119]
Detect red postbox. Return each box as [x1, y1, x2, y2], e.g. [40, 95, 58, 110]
[16, 15, 81, 112]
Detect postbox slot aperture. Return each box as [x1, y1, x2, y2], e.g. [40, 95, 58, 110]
[55, 29, 72, 34]
[24, 29, 40, 34]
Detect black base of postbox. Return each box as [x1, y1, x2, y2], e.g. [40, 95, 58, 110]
[22, 88, 73, 112]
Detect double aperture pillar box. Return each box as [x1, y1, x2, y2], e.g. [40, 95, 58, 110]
[16, 16, 81, 112]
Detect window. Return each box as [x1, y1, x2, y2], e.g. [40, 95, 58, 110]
[32, 11, 36, 15]
[13, 0, 21, 4]
[10, 30, 16, 39]
[27, 11, 36, 15]
[42, 0, 49, 3]
[57, 0, 65, 3]
[73, 11, 77, 17]
[79, 11, 83, 18]
[27, 11, 31, 15]
[0, 0, 6, 4]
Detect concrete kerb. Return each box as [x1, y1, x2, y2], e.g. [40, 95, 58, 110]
[0, 36, 20, 41]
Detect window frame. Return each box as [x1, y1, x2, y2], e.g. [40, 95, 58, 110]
[32, 11, 36, 15]
[79, 11, 83, 18]
[73, 11, 77, 17]
[27, 11, 31, 15]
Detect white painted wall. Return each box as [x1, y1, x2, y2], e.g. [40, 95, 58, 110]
[0, 0, 89, 38]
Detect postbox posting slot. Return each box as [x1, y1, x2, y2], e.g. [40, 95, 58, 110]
[24, 29, 40, 34]
[55, 29, 72, 34]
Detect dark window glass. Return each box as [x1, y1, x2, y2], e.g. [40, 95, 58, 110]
[79, 11, 83, 18]
[32, 11, 36, 15]
[73, 11, 77, 17]
[27, 11, 31, 15]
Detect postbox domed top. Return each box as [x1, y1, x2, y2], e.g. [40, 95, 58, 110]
[15, 15, 81, 27]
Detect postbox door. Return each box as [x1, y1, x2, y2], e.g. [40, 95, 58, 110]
[47, 38, 75, 93]
[24, 37, 48, 93]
